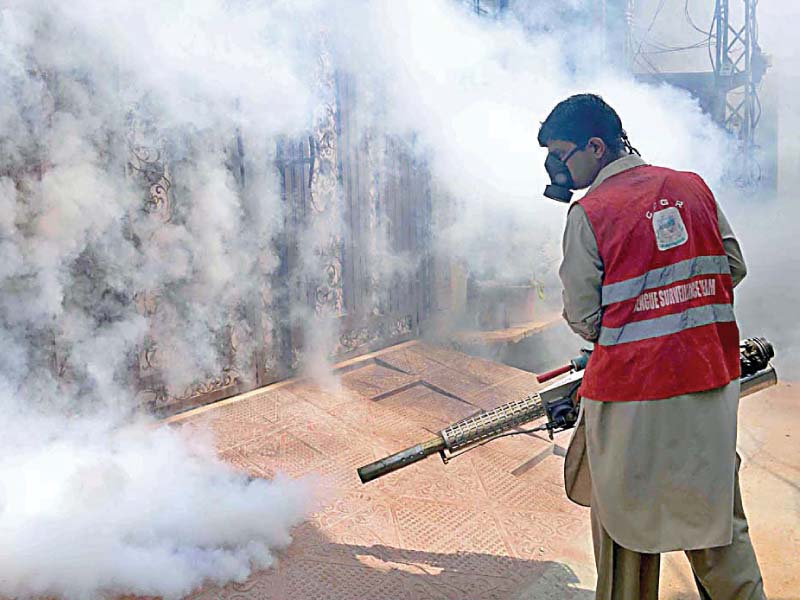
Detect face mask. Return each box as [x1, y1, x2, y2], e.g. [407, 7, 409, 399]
[543, 145, 581, 203]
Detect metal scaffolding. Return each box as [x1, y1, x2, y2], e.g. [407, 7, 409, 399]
[623, 0, 768, 186]
[467, 0, 768, 185]
[712, 0, 766, 185]
[461, 0, 509, 18]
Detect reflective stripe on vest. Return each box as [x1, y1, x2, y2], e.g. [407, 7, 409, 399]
[598, 303, 736, 346]
[601, 255, 730, 306]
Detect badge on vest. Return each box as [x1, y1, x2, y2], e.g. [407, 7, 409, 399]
[652, 205, 688, 251]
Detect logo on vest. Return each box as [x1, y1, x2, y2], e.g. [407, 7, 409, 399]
[649, 199, 688, 251]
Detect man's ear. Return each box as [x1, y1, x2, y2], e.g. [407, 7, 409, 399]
[587, 136, 607, 159]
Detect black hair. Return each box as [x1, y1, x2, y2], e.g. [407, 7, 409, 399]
[537, 93, 640, 156]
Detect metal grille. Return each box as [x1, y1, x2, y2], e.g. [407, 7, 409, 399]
[440, 393, 546, 451]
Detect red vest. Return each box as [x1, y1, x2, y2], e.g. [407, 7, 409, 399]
[578, 165, 740, 402]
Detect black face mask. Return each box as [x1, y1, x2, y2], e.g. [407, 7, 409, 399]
[543, 145, 581, 203]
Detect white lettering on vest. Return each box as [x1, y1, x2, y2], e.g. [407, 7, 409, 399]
[633, 278, 718, 313]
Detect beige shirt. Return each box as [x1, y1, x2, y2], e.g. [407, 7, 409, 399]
[560, 155, 748, 553]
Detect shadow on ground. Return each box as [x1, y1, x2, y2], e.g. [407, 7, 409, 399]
[195, 523, 595, 600]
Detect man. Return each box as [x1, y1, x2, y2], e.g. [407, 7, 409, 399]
[538, 94, 765, 599]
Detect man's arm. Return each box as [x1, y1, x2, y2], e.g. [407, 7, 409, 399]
[559, 204, 604, 342]
[716, 202, 747, 287]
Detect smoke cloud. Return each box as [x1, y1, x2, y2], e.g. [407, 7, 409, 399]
[330, 1, 732, 289]
[0, 415, 312, 600]
[723, 1, 800, 376]
[622, 1, 800, 375]
[0, 1, 320, 597]
[0, 0, 790, 598]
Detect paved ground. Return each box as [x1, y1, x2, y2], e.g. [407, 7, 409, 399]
[662, 379, 800, 600]
[169, 341, 800, 600]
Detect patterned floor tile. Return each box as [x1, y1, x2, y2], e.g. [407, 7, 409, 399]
[374, 347, 448, 376]
[340, 363, 419, 399]
[181, 341, 599, 600]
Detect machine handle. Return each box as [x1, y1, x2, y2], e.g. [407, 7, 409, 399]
[536, 364, 572, 383]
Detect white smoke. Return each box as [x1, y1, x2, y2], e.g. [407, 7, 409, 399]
[329, 1, 733, 289]
[0, 0, 787, 598]
[724, 1, 800, 376]
[0, 414, 313, 600]
[0, 1, 320, 598]
[621, 1, 800, 375]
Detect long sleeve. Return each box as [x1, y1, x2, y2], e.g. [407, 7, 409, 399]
[559, 204, 604, 342]
[716, 202, 747, 288]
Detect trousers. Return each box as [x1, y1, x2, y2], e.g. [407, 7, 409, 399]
[591, 470, 766, 600]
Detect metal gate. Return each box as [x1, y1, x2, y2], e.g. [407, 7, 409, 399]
[264, 73, 434, 386]
[143, 70, 436, 413]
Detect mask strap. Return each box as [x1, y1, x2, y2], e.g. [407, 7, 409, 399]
[562, 147, 578, 163]
[561, 141, 586, 163]
[621, 130, 641, 156]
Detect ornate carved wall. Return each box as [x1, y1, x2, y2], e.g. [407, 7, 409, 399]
[8, 37, 436, 416]
[126, 112, 248, 414]
[125, 61, 435, 413]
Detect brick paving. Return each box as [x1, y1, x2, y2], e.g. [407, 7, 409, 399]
[168, 341, 800, 600]
[169, 341, 594, 599]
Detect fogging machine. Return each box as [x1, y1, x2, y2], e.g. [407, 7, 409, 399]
[357, 337, 777, 484]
